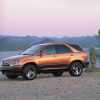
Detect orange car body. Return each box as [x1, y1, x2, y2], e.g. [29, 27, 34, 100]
[19, 43, 88, 67]
[1, 42, 89, 77]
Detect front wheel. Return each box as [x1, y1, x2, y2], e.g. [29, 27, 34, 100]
[22, 65, 37, 80]
[69, 62, 83, 77]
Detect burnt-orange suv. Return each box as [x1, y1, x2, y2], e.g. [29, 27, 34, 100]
[1, 42, 89, 80]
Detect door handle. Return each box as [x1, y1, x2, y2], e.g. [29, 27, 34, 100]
[70, 54, 74, 56]
[53, 54, 57, 57]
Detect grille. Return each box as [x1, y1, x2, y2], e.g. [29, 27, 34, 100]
[2, 61, 10, 66]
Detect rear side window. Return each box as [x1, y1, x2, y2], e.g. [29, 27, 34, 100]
[55, 45, 71, 54]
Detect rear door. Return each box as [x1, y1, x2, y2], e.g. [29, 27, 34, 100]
[54, 44, 72, 67]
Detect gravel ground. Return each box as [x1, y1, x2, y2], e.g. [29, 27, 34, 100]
[0, 72, 100, 100]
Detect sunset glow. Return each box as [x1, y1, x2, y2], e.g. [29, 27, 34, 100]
[0, 0, 100, 36]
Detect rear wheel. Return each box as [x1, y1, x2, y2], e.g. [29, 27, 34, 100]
[22, 64, 37, 80]
[52, 72, 63, 77]
[69, 62, 83, 77]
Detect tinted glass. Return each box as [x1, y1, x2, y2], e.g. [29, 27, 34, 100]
[55, 45, 71, 54]
[42, 45, 56, 55]
[69, 44, 83, 51]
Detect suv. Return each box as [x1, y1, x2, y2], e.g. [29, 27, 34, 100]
[1, 43, 89, 80]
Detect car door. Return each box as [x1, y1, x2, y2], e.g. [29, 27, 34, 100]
[38, 45, 58, 70]
[54, 44, 72, 67]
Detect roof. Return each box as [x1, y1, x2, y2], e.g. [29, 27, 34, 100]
[39, 41, 83, 51]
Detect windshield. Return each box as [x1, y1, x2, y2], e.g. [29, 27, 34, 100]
[21, 45, 41, 55]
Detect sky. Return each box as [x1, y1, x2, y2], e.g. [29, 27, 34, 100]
[0, 0, 100, 37]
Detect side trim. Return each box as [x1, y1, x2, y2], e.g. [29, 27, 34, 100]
[38, 63, 69, 70]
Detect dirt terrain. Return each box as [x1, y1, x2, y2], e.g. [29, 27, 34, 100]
[0, 72, 100, 100]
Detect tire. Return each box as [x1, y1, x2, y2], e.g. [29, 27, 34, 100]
[22, 64, 37, 80]
[69, 62, 83, 77]
[5, 74, 18, 79]
[52, 72, 63, 77]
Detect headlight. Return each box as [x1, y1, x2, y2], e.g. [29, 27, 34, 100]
[10, 59, 20, 66]
[2, 59, 20, 66]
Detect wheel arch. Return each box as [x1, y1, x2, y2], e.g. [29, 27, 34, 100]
[69, 60, 85, 68]
[22, 62, 39, 71]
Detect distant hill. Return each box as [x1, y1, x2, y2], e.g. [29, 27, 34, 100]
[0, 35, 55, 51]
[60, 36, 100, 48]
[0, 35, 100, 51]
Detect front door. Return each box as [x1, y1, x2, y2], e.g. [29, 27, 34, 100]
[38, 45, 57, 70]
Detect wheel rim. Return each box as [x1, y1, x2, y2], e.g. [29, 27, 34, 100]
[72, 62, 82, 75]
[26, 69, 36, 79]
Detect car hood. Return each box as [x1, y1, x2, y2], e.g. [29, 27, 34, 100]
[3, 55, 30, 61]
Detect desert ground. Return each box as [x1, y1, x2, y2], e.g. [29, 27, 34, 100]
[0, 51, 100, 100]
[0, 72, 100, 100]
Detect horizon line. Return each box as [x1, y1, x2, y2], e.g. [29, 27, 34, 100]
[0, 34, 96, 38]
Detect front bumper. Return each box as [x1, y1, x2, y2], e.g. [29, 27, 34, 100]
[0, 65, 23, 74]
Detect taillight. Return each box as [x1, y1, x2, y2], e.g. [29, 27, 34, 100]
[82, 52, 88, 61]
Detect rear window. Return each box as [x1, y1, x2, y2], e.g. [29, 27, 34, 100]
[69, 44, 83, 51]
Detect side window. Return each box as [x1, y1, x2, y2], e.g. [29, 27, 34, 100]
[42, 45, 56, 55]
[55, 45, 71, 54]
